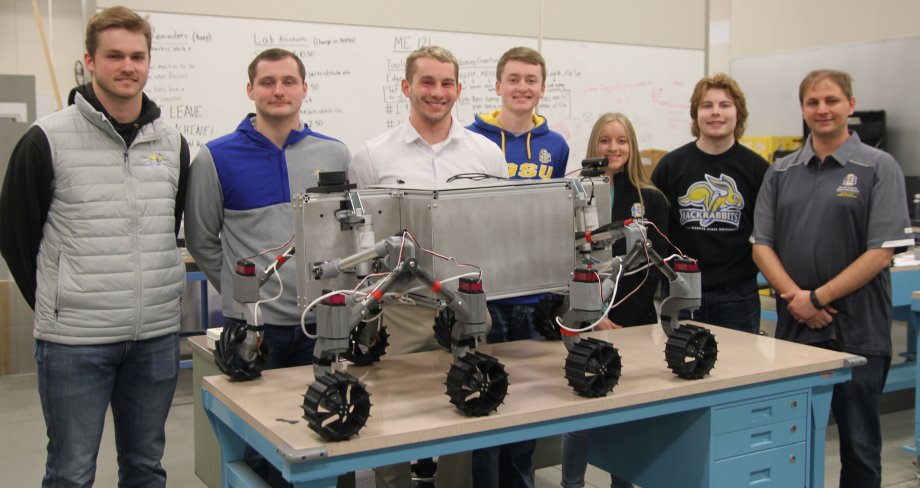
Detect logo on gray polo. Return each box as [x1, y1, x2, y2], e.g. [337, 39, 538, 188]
[836, 173, 860, 199]
[677, 174, 744, 228]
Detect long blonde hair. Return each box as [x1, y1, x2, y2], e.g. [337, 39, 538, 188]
[586, 113, 661, 209]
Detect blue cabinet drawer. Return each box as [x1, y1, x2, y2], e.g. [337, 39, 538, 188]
[713, 420, 806, 460]
[712, 392, 806, 434]
[711, 442, 806, 487]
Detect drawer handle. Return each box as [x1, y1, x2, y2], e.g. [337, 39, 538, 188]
[751, 406, 773, 421]
[790, 424, 797, 433]
[789, 455, 797, 464]
[791, 400, 798, 409]
[751, 431, 772, 447]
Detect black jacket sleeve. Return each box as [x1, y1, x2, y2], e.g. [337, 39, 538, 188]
[174, 136, 190, 236]
[0, 126, 54, 309]
[609, 188, 670, 327]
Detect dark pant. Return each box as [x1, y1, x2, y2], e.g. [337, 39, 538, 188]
[682, 279, 761, 333]
[472, 303, 542, 488]
[262, 323, 317, 369]
[485, 302, 542, 344]
[472, 441, 538, 488]
[831, 353, 890, 488]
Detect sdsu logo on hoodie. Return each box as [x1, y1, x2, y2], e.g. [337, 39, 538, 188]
[467, 110, 570, 180]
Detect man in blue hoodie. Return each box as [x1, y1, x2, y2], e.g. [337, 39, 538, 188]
[467, 46, 570, 488]
[184, 48, 351, 485]
[186, 48, 350, 369]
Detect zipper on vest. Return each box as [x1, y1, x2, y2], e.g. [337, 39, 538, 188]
[124, 148, 143, 336]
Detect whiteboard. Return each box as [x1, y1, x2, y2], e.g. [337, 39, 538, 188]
[731, 37, 920, 175]
[142, 11, 702, 172]
[540, 39, 702, 163]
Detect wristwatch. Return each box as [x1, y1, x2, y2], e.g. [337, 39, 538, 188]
[810, 290, 825, 310]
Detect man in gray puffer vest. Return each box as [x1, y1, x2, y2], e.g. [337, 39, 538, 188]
[0, 7, 189, 488]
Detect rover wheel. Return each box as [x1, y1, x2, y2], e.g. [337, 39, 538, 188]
[433, 308, 455, 350]
[564, 337, 622, 397]
[665, 323, 718, 380]
[214, 319, 267, 381]
[445, 352, 509, 417]
[344, 322, 389, 366]
[302, 371, 372, 441]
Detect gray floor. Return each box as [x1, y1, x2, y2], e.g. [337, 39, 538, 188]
[1, 323, 918, 487]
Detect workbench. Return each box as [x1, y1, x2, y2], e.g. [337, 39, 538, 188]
[201, 324, 858, 488]
[905, 291, 920, 464]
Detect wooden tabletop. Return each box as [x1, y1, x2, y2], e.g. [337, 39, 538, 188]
[201, 323, 856, 458]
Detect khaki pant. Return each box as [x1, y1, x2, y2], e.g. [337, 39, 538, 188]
[374, 452, 471, 488]
[382, 303, 442, 355]
[372, 304, 487, 488]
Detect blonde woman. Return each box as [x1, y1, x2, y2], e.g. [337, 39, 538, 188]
[587, 112, 669, 329]
[561, 113, 669, 488]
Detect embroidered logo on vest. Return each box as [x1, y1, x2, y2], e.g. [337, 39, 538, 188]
[145, 153, 167, 167]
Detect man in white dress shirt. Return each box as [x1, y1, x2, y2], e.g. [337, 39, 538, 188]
[348, 45, 506, 488]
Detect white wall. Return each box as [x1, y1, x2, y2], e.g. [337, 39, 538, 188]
[6, 1, 920, 118]
[730, 0, 920, 58]
[1, 0, 706, 118]
[102, 0, 706, 48]
[0, 0, 87, 115]
[728, 0, 920, 163]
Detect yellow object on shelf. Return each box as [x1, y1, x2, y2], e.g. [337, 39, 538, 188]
[740, 136, 803, 163]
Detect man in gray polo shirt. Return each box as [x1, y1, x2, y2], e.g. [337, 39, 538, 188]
[752, 69, 912, 488]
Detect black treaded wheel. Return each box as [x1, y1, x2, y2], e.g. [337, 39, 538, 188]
[433, 308, 455, 350]
[564, 337, 622, 397]
[302, 371, 372, 441]
[665, 323, 718, 380]
[444, 352, 509, 416]
[344, 322, 389, 366]
[214, 318, 267, 381]
[533, 294, 566, 340]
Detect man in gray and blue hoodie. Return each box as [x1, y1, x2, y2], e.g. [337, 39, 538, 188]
[185, 48, 350, 486]
[185, 48, 350, 370]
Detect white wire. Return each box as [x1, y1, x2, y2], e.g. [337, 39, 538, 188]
[361, 310, 384, 323]
[556, 262, 624, 334]
[253, 262, 282, 328]
[624, 263, 651, 276]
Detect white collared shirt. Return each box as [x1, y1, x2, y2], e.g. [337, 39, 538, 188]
[348, 116, 508, 188]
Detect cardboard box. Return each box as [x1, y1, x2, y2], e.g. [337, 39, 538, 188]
[639, 149, 668, 174]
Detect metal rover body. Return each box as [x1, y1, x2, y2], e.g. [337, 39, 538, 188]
[292, 178, 612, 306]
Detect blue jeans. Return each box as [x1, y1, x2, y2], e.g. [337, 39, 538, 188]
[262, 323, 317, 368]
[486, 302, 542, 344]
[561, 431, 631, 488]
[472, 440, 537, 488]
[471, 303, 542, 488]
[35, 333, 179, 488]
[681, 279, 761, 333]
[831, 353, 890, 488]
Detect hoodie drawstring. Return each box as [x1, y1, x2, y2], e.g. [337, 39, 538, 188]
[526, 132, 532, 161]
